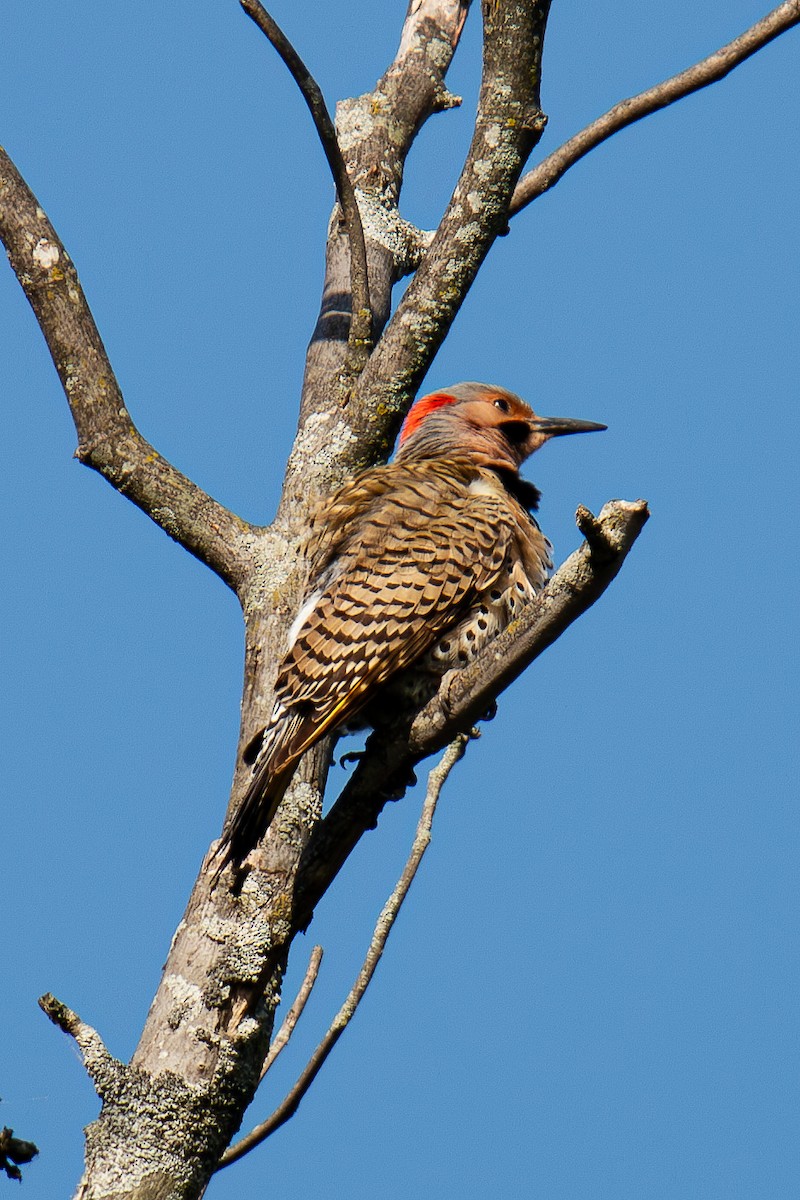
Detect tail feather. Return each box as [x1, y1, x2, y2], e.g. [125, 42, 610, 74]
[212, 707, 311, 881]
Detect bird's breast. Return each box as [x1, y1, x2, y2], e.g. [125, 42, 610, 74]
[366, 548, 548, 728]
[422, 555, 541, 674]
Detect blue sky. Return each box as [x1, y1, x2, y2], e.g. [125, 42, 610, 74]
[2, 2, 798, 1197]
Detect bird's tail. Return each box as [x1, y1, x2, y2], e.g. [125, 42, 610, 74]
[210, 706, 311, 884]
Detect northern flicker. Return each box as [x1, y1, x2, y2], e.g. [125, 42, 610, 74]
[217, 382, 605, 871]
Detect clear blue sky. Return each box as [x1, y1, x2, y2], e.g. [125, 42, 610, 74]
[2, 3, 798, 1197]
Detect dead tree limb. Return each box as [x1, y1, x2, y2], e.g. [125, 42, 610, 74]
[240, 0, 372, 374]
[218, 736, 468, 1168]
[509, 0, 800, 215]
[259, 945, 324, 1081]
[0, 148, 256, 593]
[349, 0, 554, 455]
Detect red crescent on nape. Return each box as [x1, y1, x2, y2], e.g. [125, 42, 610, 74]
[398, 392, 459, 444]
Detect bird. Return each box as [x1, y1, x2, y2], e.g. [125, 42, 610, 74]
[215, 382, 605, 873]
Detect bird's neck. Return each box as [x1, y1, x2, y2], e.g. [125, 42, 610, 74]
[396, 413, 527, 475]
[497, 469, 541, 512]
[394, 438, 542, 512]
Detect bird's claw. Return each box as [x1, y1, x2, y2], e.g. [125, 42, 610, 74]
[339, 749, 366, 769]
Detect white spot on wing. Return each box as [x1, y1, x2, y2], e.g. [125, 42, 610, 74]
[287, 589, 323, 650]
[468, 477, 499, 498]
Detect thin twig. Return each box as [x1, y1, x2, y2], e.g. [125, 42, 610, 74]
[260, 945, 324, 1080]
[218, 735, 469, 1169]
[509, 0, 800, 215]
[240, 0, 372, 370]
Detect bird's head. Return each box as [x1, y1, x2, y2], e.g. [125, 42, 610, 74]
[396, 382, 606, 473]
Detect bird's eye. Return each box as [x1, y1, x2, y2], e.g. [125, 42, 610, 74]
[493, 397, 510, 413]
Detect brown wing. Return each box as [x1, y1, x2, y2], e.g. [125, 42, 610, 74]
[275, 460, 518, 743]
[216, 461, 521, 872]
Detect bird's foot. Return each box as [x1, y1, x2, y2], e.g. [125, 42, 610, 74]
[339, 749, 366, 769]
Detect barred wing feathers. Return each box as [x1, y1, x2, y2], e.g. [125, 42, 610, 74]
[217, 460, 530, 867]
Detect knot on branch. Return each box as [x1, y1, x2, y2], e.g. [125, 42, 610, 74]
[74, 437, 103, 465]
[576, 504, 615, 561]
[523, 108, 548, 135]
[432, 86, 462, 112]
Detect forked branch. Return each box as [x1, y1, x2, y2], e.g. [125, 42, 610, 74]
[0, 148, 255, 592]
[510, 0, 800, 215]
[349, 0, 553, 450]
[10, 2, 792, 1193]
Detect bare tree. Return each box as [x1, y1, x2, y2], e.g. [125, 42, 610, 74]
[1, 2, 797, 1197]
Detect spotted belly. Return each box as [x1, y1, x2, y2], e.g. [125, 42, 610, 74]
[424, 563, 539, 673]
[361, 560, 542, 724]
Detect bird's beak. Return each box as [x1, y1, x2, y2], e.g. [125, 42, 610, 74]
[529, 416, 607, 437]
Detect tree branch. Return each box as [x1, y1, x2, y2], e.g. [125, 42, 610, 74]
[294, 499, 650, 931]
[509, 0, 800, 216]
[0, 147, 256, 593]
[259, 945, 324, 1080]
[74, 16, 479, 1195]
[21, 7, 651, 1194]
[240, 0, 372, 374]
[38, 993, 122, 1100]
[348, 0, 553, 454]
[274, 0, 472, 520]
[218, 736, 468, 1169]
